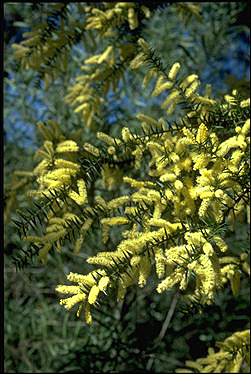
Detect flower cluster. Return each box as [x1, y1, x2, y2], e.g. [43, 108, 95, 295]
[176, 329, 250, 373]
[56, 269, 111, 325]
[57, 104, 249, 322]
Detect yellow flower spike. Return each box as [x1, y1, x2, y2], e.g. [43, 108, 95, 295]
[45, 229, 66, 243]
[137, 38, 149, 51]
[147, 190, 161, 202]
[147, 141, 164, 158]
[88, 285, 100, 305]
[77, 303, 83, 318]
[213, 236, 228, 252]
[107, 196, 130, 209]
[155, 248, 166, 279]
[68, 179, 87, 205]
[168, 62, 181, 80]
[137, 113, 159, 127]
[56, 140, 79, 153]
[240, 98, 250, 108]
[162, 90, 180, 109]
[75, 236, 83, 255]
[138, 256, 151, 287]
[196, 123, 209, 143]
[54, 159, 80, 171]
[67, 272, 92, 286]
[102, 224, 110, 244]
[91, 8, 106, 18]
[33, 159, 50, 175]
[174, 180, 183, 191]
[84, 54, 101, 64]
[101, 217, 128, 225]
[83, 142, 100, 157]
[204, 83, 212, 97]
[95, 195, 107, 208]
[87, 256, 113, 268]
[130, 255, 141, 266]
[115, 3, 132, 9]
[179, 74, 198, 90]
[107, 146, 116, 155]
[185, 79, 200, 98]
[167, 102, 177, 115]
[193, 96, 216, 106]
[38, 242, 51, 264]
[152, 78, 174, 96]
[98, 276, 110, 293]
[160, 172, 177, 182]
[130, 52, 145, 69]
[74, 102, 90, 114]
[214, 189, 224, 199]
[203, 242, 214, 256]
[121, 127, 133, 142]
[46, 223, 63, 233]
[96, 131, 121, 146]
[157, 269, 183, 293]
[56, 285, 81, 295]
[84, 302, 93, 325]
[128, 7, 138, 30]
[123, 176, 155, 189]
[240, 118, 250, 136]
[199, 198, 211, 217]
[182, 127, 196, 143]
[132, 147, 144, 170]
[140, 5, 151, 18]
[60, 293, 86, 310]
[185, 231, 206, 246]
[98, 46, 113, 64]
[46, 168, 76, 181]
[224, 94, 237, 105]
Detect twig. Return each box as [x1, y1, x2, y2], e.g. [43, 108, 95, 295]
[146, 291, 179, 371]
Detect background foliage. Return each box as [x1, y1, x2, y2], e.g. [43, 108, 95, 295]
[4, 2, 250, 372]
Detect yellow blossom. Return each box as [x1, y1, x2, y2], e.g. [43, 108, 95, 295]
[157, 268, 183, 293]
[240, 98, 250, 108]
[68, 179, 87, 205]
[56, 140, 79, 153]
[98, 276, 110, 292]
[168, 62, 181, 80]
[55, 285, 81, 294]
[101, 217, 129, 225]
[59, 293, 86, 310]
[196, 123, 209, 143]
[85, 302, 92, 325]
[88, 285, 100, 304]
[185, 79, 200, 98]
[240, 118, 250, 136]
[155, 249, 166, 279]
[203, 242, 214, 256]
[162, 90, 180, 109]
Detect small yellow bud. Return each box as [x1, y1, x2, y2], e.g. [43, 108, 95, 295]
[168, 62, 181, 80]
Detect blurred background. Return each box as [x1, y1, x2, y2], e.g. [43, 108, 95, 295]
[4, 3, 250, 372]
